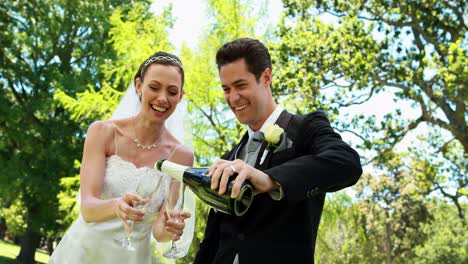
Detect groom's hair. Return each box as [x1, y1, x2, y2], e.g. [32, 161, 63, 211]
[216, 38, 272, 82]
[134, 51, 185, 89]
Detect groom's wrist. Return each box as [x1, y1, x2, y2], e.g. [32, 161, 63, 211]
[264, 171, 284, 200]
[267, 179, 284, 201]
[271, 180, 281, 191]
[263, 172, 280, 192]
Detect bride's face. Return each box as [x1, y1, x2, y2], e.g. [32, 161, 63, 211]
[136, 64, 183, 122]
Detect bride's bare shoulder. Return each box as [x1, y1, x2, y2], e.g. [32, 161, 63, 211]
[88, 119, 131, 136]
[170, 144, 194, 167]
[87, 120, 111, 132]
[85, 119, 126, 139]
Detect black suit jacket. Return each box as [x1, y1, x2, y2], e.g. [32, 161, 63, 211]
[194, 111, 362, 264]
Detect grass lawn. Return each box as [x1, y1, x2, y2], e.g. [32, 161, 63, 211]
[0, 240, 49, 264]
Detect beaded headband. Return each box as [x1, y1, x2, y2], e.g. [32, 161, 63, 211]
[141, 55, 184, 75]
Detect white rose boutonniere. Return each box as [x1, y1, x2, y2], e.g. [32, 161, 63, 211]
[260, 124, 284, 165]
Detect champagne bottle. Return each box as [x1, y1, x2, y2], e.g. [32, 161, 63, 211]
[156, 159, 253, 216]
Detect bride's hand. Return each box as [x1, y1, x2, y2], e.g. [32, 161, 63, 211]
[114, 192, 148, 232]
[164, 210, 191, 241]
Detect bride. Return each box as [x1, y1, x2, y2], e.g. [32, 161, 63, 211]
[49, 51, 195, 264]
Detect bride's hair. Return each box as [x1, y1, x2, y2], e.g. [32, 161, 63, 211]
[134, 51, 185, 90]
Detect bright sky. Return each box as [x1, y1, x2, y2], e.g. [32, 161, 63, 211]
[152, 0, 284, 49]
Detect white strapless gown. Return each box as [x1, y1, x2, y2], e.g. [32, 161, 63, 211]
[49, 155, 172, 264]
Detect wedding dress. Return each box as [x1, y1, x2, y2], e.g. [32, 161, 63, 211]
[50, 81, 195, 263]
[49, 152, 173, 264]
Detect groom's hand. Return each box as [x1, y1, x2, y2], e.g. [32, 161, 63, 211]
[209, 159, 279, 198]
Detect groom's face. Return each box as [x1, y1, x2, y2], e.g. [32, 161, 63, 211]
[220, 58, 272, 131]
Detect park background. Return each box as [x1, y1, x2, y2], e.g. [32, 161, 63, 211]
[0, 0, 466, 263]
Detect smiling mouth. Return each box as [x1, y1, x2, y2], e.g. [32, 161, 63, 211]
[151, 105, 167, 112]
[234, 104, 248, 111]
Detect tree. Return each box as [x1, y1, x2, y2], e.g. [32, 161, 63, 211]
[180, 0, 263, 165]
[314, 150, 433, 264]
[314, 193, 370, 264]
[0, 1, 148, 262]
[315, 172, 466, 264]
[272, 0, 466, 222]
[355, 172, 432, 263]
[54, 2, 175, 124]
[415, 201, 468, 264]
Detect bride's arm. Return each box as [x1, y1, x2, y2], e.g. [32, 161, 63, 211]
[153, 146, 194, 242]
[79, 121, 143, 223]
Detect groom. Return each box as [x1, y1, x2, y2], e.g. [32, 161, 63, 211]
[194, 38, 362, 264]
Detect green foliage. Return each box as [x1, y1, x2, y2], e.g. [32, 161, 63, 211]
[274, 0, 467, 222]
[105, 2, 174, 86]
[406, 130, 467, 222]
[315, 151, 434, 263]
[415, 201, 468, 264]
[316, 148, 464, 263]
[276, 0, 467, 148]
[54, 2, 175, 125]
[271, 12, 379, 117]
[56, 161, 81, 233]
[317, 186, 467, 264]
[0, 0, 150, 260]
[273, 2, 467, 260]
[0, 199, 27, 238]
[355, 173, 432, 263]
[180, 0, 265, 166]
[316, 193, 370, 264]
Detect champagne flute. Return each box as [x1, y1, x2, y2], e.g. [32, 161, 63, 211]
[114, 174, 163, 251]
[163, 178, 186, 259]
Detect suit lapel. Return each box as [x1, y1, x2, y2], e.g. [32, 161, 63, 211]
[275, 110, 294, 129]
[228, 132, 249, 161]
[256, 110, 294, 170]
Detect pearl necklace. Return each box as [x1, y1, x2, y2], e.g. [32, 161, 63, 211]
[131, 118, 166, 150]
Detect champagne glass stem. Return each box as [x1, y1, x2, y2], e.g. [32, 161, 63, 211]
[163, 183, 186, 259]
[114, 174, 163, 250]
[126, 220, 135, 239]
[180, 184, 186, 209]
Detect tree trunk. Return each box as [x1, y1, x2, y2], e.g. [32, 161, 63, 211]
[384, 222, 393, 264]
[16, 226, 40, 264]
[452, 197, 466, 225]
[0, 218, 6, 240]
[46, 237, 54, 255]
